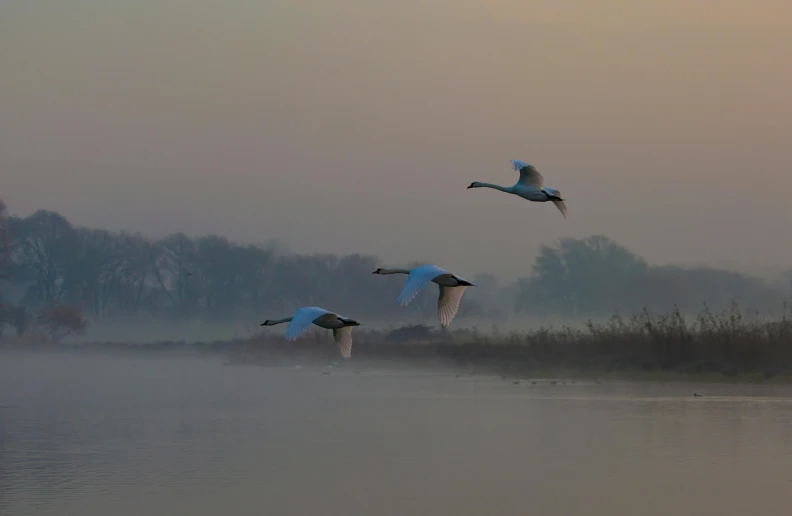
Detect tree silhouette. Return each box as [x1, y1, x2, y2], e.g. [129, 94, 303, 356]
[2, 209, 788, 328]
[516, 235, 648, 316]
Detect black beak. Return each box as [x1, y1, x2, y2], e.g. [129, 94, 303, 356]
[467, 183, 475, 189]
[260, 321, 269, 326]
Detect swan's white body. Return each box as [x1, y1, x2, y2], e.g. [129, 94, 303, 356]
[261, 306, 360, 359]
[372, 264, 475, 327]
[468, 159, 567, 218]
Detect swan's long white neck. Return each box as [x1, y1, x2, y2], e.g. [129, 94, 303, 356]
[376, 268, 411, 275]
[469, 182, 513, 193]
[263, 317, 292, 326]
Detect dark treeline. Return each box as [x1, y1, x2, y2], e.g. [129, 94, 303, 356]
[1, 204, 791, 337]
[517, 236, 792, 316]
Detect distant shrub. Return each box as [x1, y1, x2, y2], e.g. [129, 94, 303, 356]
[37, 304, 87, 343]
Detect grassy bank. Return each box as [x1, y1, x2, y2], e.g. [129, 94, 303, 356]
[237, 304, 792, 379]
[3, 304, 792, 383]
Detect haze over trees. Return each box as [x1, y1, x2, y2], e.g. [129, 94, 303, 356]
[0, 202, 790, 339]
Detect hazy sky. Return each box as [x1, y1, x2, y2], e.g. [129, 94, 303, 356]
[2, 1, 791, 279]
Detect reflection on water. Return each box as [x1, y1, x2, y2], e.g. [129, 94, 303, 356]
[2, 353, 792, 516]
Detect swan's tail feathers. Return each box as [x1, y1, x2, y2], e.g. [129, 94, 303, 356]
[438, 286, 468, 328]
[333, 327, 354, 359]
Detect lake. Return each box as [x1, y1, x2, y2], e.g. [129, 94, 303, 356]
[2, 352, 791, 515]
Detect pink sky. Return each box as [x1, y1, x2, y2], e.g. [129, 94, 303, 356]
[2, 1, 791, 278]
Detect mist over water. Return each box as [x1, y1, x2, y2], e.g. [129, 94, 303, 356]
[2, 352, 792, 516]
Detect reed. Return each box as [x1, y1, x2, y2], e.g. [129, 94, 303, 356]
[4, 303, 791, 380]
[237, 302, 792, 378]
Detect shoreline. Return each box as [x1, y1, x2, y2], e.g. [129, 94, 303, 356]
[3, 338, 791, 385]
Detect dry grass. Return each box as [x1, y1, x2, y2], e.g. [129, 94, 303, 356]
[236, 303, 792, 379]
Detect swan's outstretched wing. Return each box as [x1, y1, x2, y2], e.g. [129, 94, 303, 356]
[511, 159, 544, 188]
[438, 286, 468, 327]
[333, 327, 353, 359]
[397, 264, 448, 306]
[552, 199, 567, 218]
[284, 306, 333, 340]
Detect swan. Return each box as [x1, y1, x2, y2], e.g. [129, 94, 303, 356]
[372, 264, 476, 327]
[260, 306, 361, 359]
[467, 159, 567, 218]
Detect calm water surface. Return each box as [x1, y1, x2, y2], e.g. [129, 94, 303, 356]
[2, 352, 792, 515]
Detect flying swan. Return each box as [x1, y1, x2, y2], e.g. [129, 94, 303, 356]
[372, 264, 476, 327]
[467, 159, 567, 218]
[261, 306, 361, 359]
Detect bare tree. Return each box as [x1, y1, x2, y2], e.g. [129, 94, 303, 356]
[11, 210, 76, 306]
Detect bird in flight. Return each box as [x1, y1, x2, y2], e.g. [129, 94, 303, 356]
[372, 264, 475, 327]
[468, 159, 567, 218]
[261, 306, 361, 359]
